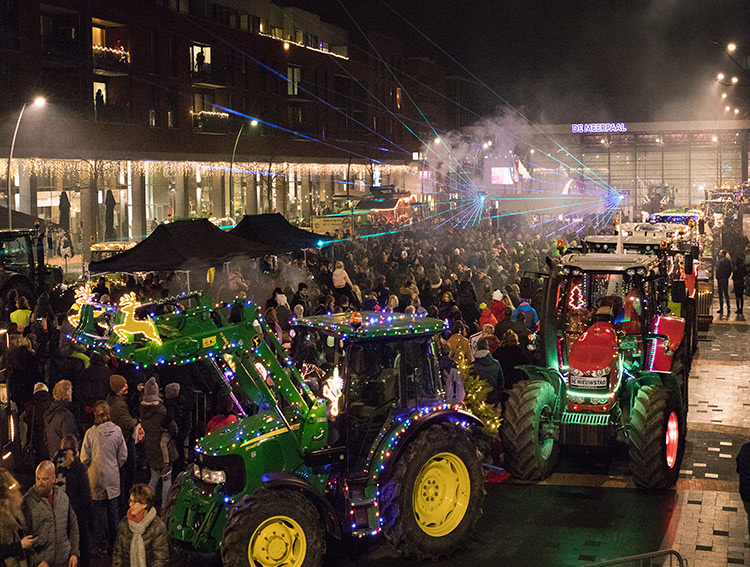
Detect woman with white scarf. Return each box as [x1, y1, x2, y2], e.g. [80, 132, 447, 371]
[112, 484, 167, 567]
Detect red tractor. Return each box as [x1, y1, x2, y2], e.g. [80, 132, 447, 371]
[502, 252, 690, 489]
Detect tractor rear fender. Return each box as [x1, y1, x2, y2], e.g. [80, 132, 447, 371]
[516, 365, 567, 415]
[261, 471, 341, 539]
[374, 408, 482, 484]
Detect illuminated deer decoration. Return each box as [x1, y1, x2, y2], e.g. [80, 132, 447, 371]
[67, 282, 96, 327]
[112, 292, 163, 346]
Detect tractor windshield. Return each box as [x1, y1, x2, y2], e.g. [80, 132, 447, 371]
[558, 271, 642, 338]
[0, 236, 31, 268]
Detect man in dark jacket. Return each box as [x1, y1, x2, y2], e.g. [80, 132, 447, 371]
[716, 251, 732, 315]
[22, 460, 80, 567]
[289, 283, 311, 316]
[737, 442, 750, 535]
[25, 382, 52, 464]
[471, 337, 504, 403]
[45, 380, 78, 459]
[107, 374, 139, 514]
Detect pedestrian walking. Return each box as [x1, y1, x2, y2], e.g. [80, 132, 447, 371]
[22, 461, 80, 567]
[733, 256, 747, 315]
[106, 375, 139, 515]
[140, 378, 175, 508]
[80, 401, 127, 556]
[716, 251, 732, 315]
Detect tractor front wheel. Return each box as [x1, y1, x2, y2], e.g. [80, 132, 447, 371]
[221, 489, 325, 567]
[629, 385, 685, 489]
[380, 423, 484, 560]
[502, 380, 560, 480]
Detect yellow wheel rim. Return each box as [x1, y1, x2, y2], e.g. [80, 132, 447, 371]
[248, 515, 307, 567]
[412, 452, 470, 537]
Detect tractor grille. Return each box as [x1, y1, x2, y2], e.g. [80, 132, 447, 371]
[560, 412, 613, 446]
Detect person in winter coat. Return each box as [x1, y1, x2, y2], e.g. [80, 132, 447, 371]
[737, 442, 750, 535]
[716, 251, 732, 315]
[205, 393, 238, 435]
[481, 324, 501, 356]
[24, 382, 52, 465]
[139, 378, 174, 508]
[478, 303, 498, 330]
[6, 332, 39, 406]
[44, 380, 78, 460]
[733, 256, 746, 314]
[112, 484, 167, 567]
[438, 343, 465, 402]
[512, 298, 538, 332]
[471, 337, 504, 404]
[106, 375, 139, 516]
[78, 353, 112, 432]
[495, 329, 529, 392]
[81, 401, 127, 555]
[490, 290, 507, 323]
[54, 436, 93, 567]
[22, 460, 80, 567]
[0, 468, 36, 567]
[446, 321, 473, 367]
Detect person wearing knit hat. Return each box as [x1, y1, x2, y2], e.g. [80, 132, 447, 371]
[33, 382, 49, 395]
[141, 377, 161, 405]
[110, 374, 128, 395]
[139, 377, 174, 507]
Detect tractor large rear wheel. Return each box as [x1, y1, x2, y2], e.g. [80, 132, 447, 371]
[629, 385, 685, 489]
[380, 423, 484, 560]
[222, 489, 325, 567]
[502, 380, 560, 480]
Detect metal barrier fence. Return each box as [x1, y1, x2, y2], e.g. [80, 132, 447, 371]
[586, 549, 686, 567]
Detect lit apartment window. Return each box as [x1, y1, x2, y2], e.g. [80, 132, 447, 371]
[287, 66, 301, 96]
[396, 87, 402, 111]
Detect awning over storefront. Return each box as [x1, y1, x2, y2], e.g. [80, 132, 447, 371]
[230, 213, 332, 253]
[0, 206, 60, 230]
[89, 218, 269, 273]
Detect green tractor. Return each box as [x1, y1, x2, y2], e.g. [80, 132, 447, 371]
[503, 252, 691, 489]
[0, 228, 63, 302]
[73, 295, 485, 566]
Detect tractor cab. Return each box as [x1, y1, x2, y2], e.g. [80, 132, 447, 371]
[292, 311, 447, 473]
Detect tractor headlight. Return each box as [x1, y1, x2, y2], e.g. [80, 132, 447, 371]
[568, 395, 585, 404]
[193, 464, 226, 484]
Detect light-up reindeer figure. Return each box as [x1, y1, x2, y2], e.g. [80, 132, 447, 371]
[67, 282, 96, 327]
[112, 292, 163, 346]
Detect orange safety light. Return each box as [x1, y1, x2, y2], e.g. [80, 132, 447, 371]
[660, 240, 668, 249]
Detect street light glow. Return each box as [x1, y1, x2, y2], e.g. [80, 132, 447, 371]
[250, 120, 258, 126]
[734, 108, 740, 115]
[711, 136, 718, 143]
[731, 76, 739, 85]
[721, 93, 728, 99]
[33, 97, 46, 107]
[725, 105, 731, 112]
[727, 43, 737, 52]
[717, 73, 725, 81]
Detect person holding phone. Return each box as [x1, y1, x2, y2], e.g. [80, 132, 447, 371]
[0, 467, 37, 567]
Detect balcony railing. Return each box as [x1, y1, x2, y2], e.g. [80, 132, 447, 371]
[42, 35, 83, 62]
[92, 45, 130, 74]
[191, 110, 229, 133]
[190, 63, 228, 86]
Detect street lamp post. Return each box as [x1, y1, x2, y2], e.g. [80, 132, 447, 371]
[228, 119, 257, 219]
[6, 97, 45, 229]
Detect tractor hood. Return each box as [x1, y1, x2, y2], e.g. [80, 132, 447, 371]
[197, 411, 298, 457]
[568, 322, 618, 375]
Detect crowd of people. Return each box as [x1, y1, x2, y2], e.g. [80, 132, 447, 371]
[0, 216, 581, 567]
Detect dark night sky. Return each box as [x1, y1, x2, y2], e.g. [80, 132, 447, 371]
[292, 0, 750, 124]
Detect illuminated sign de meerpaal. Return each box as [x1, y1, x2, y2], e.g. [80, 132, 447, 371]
[571, 122, 628, 133]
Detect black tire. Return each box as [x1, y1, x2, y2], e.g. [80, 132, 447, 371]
[629, 385, 685, 489]
[380, 423, 484, 560]
[502, 380, 560, 480]
[221, 489, 325, 567]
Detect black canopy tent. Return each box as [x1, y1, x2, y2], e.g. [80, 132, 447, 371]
[88, 218, 271, 274]
[0, 206, 61, 230]
[229, 213, 331, 253]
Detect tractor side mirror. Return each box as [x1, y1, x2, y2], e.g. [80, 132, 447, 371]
[520, 276, 534, 299]
[684, 254, 694, 275]
[671, 280, 687, 303]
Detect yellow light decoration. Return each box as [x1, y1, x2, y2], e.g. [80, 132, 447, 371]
[323, 367, 343, 417]
[112, 292, 163, 346]
[68, 282, 95, 326]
